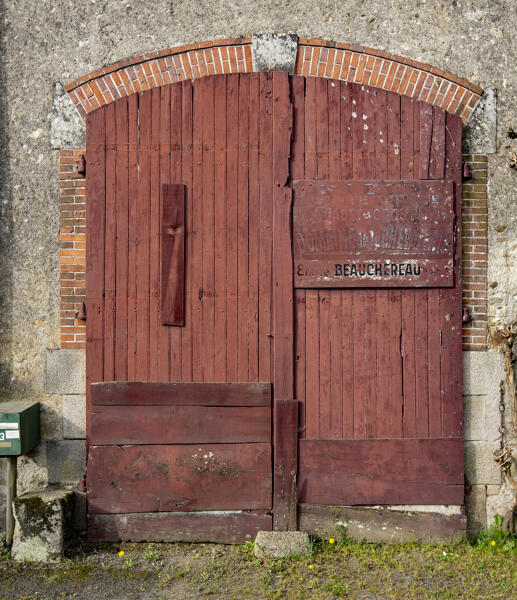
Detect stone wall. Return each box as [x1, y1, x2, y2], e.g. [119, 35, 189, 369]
[1, 1, 516, 538]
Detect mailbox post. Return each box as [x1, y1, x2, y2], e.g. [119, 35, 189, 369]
[0, 402, 40, 547]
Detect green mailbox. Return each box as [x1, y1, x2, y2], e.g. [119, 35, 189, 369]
[0, 402, 40, 456]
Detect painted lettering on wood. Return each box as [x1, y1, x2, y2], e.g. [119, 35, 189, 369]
[293, 180, 455, 288]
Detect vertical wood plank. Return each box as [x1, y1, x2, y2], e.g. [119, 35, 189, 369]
[191, 79, 204, 381]
[135, 91, 151, 380]
[114, 98, 129, 382]
[226, 74, 239, 382]
[258, 73, 273, 382]
[418, 102, 433, 179]
[158, 85, 171, 381]
[180, 80, 194, 381]
[103, 103, 116, 382]
[127, 94, 139, 380]
[429, 105, 446, 179]
[339, 82, 353, 180]
[86, 107, 106, 443]
[248, 73, 260, 382]
[202, 76, 216, 382]
[415, 289, 429, 437]
[169, 81, 183, 380]
[341, 289, 354, 438]
[291, 76, 306, 436]
[161, 185, 185, 326]
[214, 75, 228, 381]
[441, 111, 463, 438]
[149, 88, 161, 380]
[237, 75, 250, 381]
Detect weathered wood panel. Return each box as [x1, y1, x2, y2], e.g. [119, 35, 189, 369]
[87, 443, 272, 514]
[88, 511, 272, 543]
[161, 184, 185, 326]
[91, 382, 271, 406]
[298, 439, 464, 505]
[90, 405, 271, 445]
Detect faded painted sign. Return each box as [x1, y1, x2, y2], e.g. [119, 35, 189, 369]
[293, 180, 455, 288]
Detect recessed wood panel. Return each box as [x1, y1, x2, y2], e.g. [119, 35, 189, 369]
[87, 443, 272, 514]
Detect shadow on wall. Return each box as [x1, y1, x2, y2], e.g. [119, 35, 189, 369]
[0, 0, 13, 399]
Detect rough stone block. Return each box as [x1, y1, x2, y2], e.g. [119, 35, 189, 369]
[463, 350, 503, 396]
[463, 394, 500, 442]
[50, 82, 85, 149]
[465, 441, 502, 485]
[465, 485, 487, 536]
[251, 33, 298, 74]
[45, 349, 86, 395]
[463, 89, 497, 154]
[487, 484, 501, 496]
[12, 488, 73, 562]
[486, 482, 517, 528]
[47, 440, 86, 485]
[62, 395, 86, 439]
[72, 491, 86, 536]
[254, 531, 311, 558]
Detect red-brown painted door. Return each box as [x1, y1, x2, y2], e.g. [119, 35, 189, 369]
[291, 76, 463, 507]
[85, 73, 293, 541]
[86, 73, 464, 542]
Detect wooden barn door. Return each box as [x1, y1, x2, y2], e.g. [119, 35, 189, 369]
[85, 73, 293, 542]
[291, 77, 464, 510]
[86, 72, 464, 541]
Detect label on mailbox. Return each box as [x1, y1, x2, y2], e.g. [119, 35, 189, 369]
[293, 180, 455, 288]
[5, 430, 20, 439]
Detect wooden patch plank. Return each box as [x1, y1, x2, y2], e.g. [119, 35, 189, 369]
[87, 443, 272, 513]
[298, 439, 464, 505]
[114, 97, 129, 381]
[88, 511, 272, 543]
[86, 106, 106, 443]
[161, 184, 185, 326]
[273, 398, 299, 531]
[90, 381, 272, 406]
[90, 405, 271, 445]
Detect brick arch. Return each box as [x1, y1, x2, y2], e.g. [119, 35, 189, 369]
[65, 37, 482, 122]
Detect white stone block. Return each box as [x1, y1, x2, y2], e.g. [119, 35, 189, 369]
[45, 349, 85, 395]
[463, 350, 504, 396]
[465, 441, 503, 485]
[62, 395, 86, 439]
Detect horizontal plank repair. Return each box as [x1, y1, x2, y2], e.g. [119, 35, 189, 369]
[90, 405, 271, 445]
[298, 438, 464, 506]
[90, 381, 272, 406]
[87, 443, 272, 514]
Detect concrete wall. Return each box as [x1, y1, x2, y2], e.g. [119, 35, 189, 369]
[1, 1, 516, 537]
